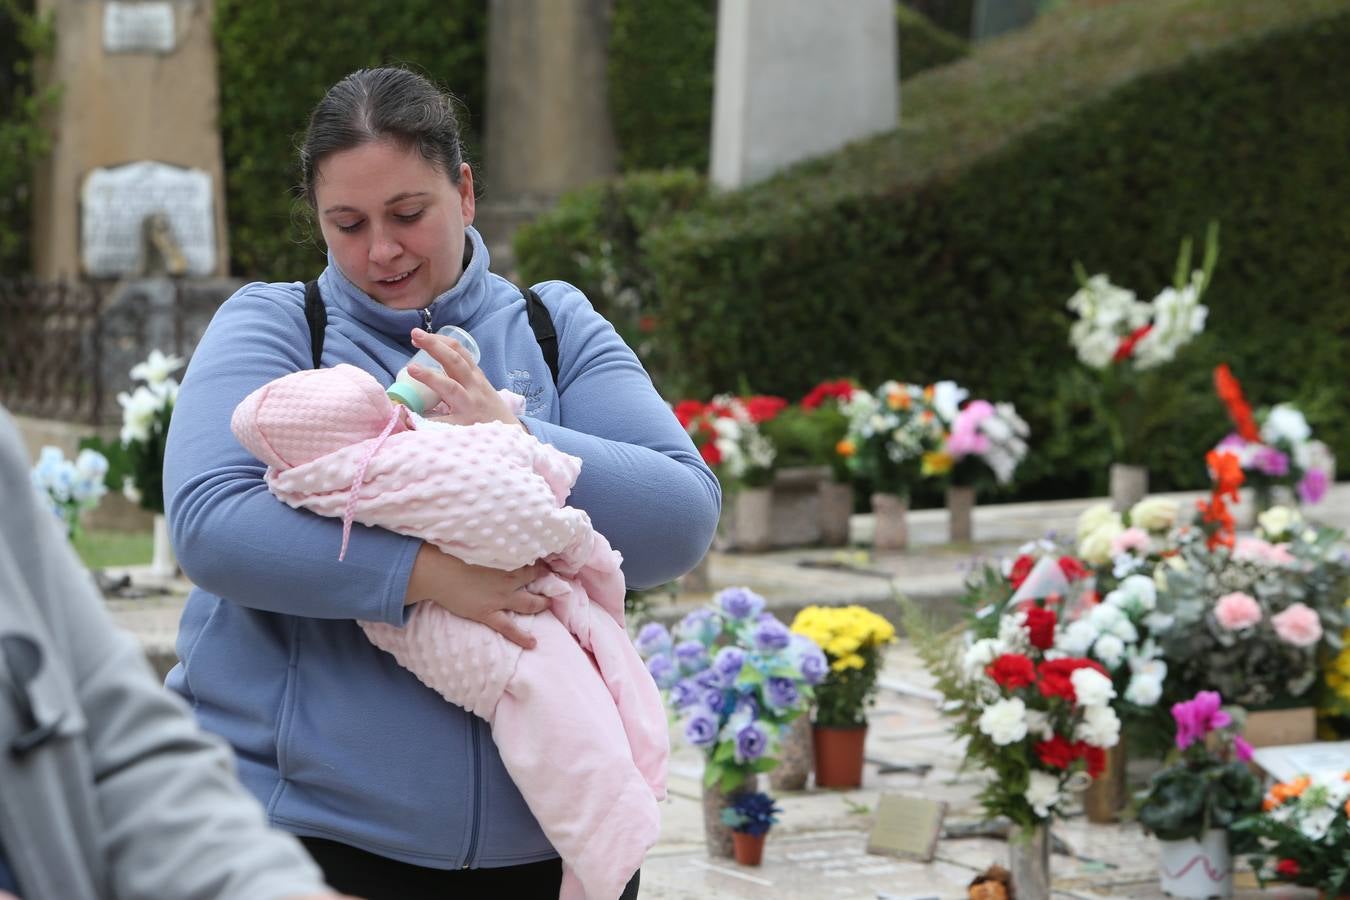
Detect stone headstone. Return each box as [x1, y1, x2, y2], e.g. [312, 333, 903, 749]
[80, 162, 216, 278]
[710, 0, 897, 189]
[103, 1, 177, 54]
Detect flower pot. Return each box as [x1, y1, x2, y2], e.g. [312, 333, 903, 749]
[731, 830, 766, 866]
[150, 512, 177, 579]
[817, 479, 853, 547]
[729, 486, 773, 552]
[1008, 822, 1051, 899]
[812, 724, 866, 788]
[1242, 706, 1317, 748]
[870, 492, 908, 551]
[1157, 829, 1232, 898]
[1109, 463, 1149, 513]
[946, 484, 976, 543]
[768, 714, 812, 792]
[701, 776, 756, 859]
[1082, 742, 1128, 824]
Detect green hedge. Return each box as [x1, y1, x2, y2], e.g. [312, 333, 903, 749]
[605, 2, 962, 176]
[0, 0, 58, 275]
[642, 12, 1350, 499]
[215, 0, 487, 280]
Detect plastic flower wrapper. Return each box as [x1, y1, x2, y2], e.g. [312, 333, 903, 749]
[633, 587, 820, 792]
[960, 539, 1095, 643]
[30, 446, 109, 539]
[1235, 768, 1350, 895]
[1137, 691, 1261, 846]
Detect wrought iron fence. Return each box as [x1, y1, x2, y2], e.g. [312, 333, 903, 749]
[0, 278, 107, 424]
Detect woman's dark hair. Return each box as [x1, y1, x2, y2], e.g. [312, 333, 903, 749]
[300, 67, 464, 208]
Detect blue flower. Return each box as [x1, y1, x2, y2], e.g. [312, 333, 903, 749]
[765, 676, 800, 710]
[790, 635, 829, 686]
[673, 639, 710, 675]
[734, 692, 761, 720]
[646, 653, 677, 689]
[634, 622, 672, 659]
[683, 707, 720, 748]
[669, 677, 701, 710]
[674, 607, 722, 644]
[712, 646, 745, 683]
[734, 720, 770, 763]
[752, 618, 791, 652]
[717, 587, 766, 620]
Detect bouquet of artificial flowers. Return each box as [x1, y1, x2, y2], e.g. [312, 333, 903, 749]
[674, 394, 786, 489]
[943, 397, 1030, 489]
[30, 446, 109, 539]
[1235, 770, 1350, 895]
[788, 605, 896, 728]
[837, 380, 947, 496]
[634, 587, 824, 792]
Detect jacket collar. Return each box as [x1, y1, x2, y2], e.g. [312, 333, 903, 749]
[317, 226, 493, 344]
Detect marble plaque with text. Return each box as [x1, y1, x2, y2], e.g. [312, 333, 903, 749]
[103, 2, 176, 54]
[80, 161, 216, 277]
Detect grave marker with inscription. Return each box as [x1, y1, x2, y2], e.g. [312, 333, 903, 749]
[103, 1, 177, 54]
[80, 161, 216, 277]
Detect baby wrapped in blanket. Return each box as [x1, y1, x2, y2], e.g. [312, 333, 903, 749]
[230, 363, 668, 900]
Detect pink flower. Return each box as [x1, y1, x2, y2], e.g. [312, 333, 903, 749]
[1232, 536, 1296, 566]
[947, 401, 993, 458]
[1213, 592, 1262, 631]
[1299, 468, 1329, 505]
[1172, 691, 1231, 750]
[1270, 603, 1323, 648]
[1233, 735, 1254, 762]
[1109, 527, 1150, 557]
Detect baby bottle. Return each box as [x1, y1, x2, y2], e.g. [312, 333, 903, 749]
[386, 325, 481, 415]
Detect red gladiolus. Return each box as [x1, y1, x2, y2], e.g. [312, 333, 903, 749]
[987, 653, 1036, 690]
[1024, 606, 1057, 650]
[1214, 364, 1260, 442]
[1009, 554, 1036, 590]
[1035, 735, 1077, 770]
[1274, 858, 1300, 879]
[1112, 324, 1153, 363]
[1057, 556, 1089, 582]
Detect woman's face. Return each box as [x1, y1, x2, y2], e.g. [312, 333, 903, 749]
[314, 140, 475, 310]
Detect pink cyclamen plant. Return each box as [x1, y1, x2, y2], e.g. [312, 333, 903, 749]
[1172, 690, 1253, 761]
[1213, 591, 1262, 631]
[1270, 602, 1323, 648]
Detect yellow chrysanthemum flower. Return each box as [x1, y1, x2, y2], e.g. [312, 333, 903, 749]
[922, 451, 954, 477]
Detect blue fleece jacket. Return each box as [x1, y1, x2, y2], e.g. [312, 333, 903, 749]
[162, 227, 720, 868]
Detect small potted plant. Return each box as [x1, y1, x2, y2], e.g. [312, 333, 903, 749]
[1137, 691, 1262, 899]
[1234, 769, 1350, 897]
[789, 605, 896, 788]
[720, 790, 782, 866]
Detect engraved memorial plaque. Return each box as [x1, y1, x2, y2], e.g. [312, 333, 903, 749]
[103, 2, 176, 54]
[81, 161, 216, 277]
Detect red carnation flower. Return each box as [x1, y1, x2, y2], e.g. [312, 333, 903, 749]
[1034, 735, 1077, 770]
[1057, 556, 1090, 582]
[743, 395, 788, 423]
[1036, 658, 1107, 703]
[1024, 606, 1057, 650]
[673, 400, 705, 429]
[1077, 742, 1106, 778]
[987, 653, 1036, 690]
[1009, 554, 1036, 590]
[1274, 858, 1300, 879]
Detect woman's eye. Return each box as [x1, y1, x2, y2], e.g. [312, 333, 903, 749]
[336, 221, 363, 233]
[395, 210, 424, 224]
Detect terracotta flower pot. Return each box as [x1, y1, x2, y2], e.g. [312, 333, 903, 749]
[812, 724, 867, 788]
[732, 830, 766, 866]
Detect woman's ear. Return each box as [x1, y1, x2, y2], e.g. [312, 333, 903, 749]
[458, 163, 476, 226]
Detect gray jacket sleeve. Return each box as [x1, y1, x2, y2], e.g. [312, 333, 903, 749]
[0, 410, 330, 900]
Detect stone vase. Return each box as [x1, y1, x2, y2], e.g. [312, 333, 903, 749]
[702, 775, 757, 859]
[150, 512, 177, 579]
[946, 484, 976, 543]
[1082, 742, 1127, 824]
[1008, 822, 1051, 899]
[768, 714, 813, 792]
[1157, 829, 1232, 898]
[1109, 463, 1148, 512]
[817, 479, 854, 547]
[729, 486, 773, 552]
[870, 492, 909, 551]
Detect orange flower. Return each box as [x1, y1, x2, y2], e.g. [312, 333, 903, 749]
[1264, 775, 1312, 811]
[886, 387, 911, 411]
[1206, 450, 1245, 500]
[836, 439, 856, 458]
[1213, 365, 1260, 442]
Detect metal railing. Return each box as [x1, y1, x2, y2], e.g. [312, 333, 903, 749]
[0, 278, 108, 424]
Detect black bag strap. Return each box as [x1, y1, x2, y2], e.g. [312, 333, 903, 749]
[302, 278, 560, 387]
[304, 279, 326, 370]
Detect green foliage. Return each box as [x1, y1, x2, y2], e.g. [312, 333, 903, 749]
[637, 9, 1350, 499]
[214, 0, 487, 280]
[82, 402, 173, 515]
[0, 0, 60, 275]
[513, 168, 707, 394]
[607, 0, 717, 173]
[759, 405, 831, 470]
[896, 3, 969, 81]
[1138, 758, 1263, 845]
[73, 528, 153, 570]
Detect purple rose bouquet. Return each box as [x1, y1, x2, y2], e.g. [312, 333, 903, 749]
[634, 587, 826, 792]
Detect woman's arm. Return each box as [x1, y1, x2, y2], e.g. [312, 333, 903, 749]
[518, 283, 722, 589]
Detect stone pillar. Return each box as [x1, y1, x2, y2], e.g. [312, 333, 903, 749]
[30, 0, 230, 279]
[710, 0, 897, 190]
[479, 0, 618, 274]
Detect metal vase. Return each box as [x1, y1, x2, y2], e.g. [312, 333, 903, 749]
[1007, 822, 1051, 899]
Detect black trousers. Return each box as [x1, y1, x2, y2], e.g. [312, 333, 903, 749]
[300, 836, 641, 900]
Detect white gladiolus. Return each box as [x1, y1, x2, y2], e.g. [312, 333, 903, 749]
[978, 697, 1029, 746]
[129, 349, 186, 387]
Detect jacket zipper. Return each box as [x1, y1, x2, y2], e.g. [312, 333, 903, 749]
[462, 718, 483, 868]
[421, 307, 433, 331]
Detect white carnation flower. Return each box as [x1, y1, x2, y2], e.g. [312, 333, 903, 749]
[1129, 496, 1179, 532]
[1076, 704, 1121, 748]
[1124, 674, 1163, 707]
[962, 638, 1006, 680]
[1024, 770, 1062, 818]
[1057, 620, 1098, 657]
[1262, 403, 1311, 446]
[978, 697, 1029, 746]
[1071, 667, 1117, 708]
[1091, 634, 1127, 671]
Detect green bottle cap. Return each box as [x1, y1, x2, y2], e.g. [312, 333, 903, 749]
[385, 381, 426, 415]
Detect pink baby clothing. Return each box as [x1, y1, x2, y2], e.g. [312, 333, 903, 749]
[230, 364, 668, 900]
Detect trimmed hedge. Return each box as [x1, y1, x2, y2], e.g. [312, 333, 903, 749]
[643, 12, 1350, 499]
[605, 2, 962, 176]
[0, 0, 58, 275]
[215, 0, 486, 280]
